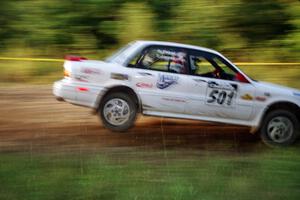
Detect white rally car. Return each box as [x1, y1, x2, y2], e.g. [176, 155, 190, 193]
[53, 41, 300, 146]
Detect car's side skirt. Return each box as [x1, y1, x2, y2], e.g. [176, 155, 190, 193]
[142, 110, 255, 127]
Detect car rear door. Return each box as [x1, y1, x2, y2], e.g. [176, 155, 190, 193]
[128, 45, 190, 114]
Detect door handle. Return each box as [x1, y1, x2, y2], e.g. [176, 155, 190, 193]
[138, 72, 153, 76]
[193, 78, 207, 83]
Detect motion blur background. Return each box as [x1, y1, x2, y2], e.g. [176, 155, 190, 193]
[0, 0, 299, 87]
[1, 1, 300, 200]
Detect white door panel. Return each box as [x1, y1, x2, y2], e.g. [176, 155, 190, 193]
[185, 49, 255, 121]
[128, 45, 190, 114]
[132, 69, 187, 113]
[185, 77, 254, 120]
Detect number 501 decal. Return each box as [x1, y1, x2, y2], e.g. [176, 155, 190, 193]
[207, 90, 235, 105]
[206, 81, 237, 107]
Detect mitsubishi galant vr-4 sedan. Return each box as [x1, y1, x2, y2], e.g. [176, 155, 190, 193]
[53, 41, 300, 147]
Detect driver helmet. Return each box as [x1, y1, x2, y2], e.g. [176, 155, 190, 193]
[169, 53, 186, 73]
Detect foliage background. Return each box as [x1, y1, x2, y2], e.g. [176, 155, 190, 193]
[0, 2, 300, 199]
[0, 0, 299, 87]
[0, 0, 299, 61]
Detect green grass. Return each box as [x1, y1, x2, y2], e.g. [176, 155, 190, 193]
[1, 148, 300, 200]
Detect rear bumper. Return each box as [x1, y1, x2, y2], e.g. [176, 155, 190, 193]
[53, 79, 106, 108]
[53, 79, 76, 101]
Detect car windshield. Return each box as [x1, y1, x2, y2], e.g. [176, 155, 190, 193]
[105, 42, 136, 65]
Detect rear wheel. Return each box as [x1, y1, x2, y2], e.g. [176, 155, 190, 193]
[260, 109, 299, 147]
[99, 92, 137, 132]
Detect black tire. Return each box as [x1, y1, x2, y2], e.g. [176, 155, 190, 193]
[99, 92, 137, 132]
[260, 109, 299, 147]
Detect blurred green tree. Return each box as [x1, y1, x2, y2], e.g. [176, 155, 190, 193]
[0, 0, 19, 48]
[68, 0, 121, 49]
[146, 0, 180, 35]
[226, 0, 294, 44]
[0, 0, 298, 62]
[117, 2, 157, 44]
[171, 0, 223, 48]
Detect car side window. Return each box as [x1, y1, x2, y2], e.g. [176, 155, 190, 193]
[189, 51, 239, 82]
[128, 53, 140, 67]
[134, 46, 188, 74]
[190, 55, 215, 76]
[212, 57, 237, 78]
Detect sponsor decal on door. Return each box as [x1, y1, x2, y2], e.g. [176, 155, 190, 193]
[156, 74, 179, 89]
[136, 82, 153, 88]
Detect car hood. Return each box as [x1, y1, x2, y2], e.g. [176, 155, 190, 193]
[255, 81, 300, 97]
[257, 81, 293, 91]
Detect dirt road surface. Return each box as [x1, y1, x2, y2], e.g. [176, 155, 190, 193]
[0, 85, 261, 153]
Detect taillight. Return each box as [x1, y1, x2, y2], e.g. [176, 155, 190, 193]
[65, 55, 87, 62]
[64, 69, 70, 77]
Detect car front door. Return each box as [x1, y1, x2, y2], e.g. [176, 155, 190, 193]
[185, 50, 255, 121]
[128, 45, 190, 114]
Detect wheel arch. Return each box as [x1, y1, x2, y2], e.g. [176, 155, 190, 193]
[253, 101, 300, 133]
[95, 85, 142, 113]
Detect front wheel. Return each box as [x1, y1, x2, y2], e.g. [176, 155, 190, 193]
[99, 92, 137, 132]
[260, 109, 299, 147]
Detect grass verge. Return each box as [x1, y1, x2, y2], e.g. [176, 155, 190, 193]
[1, 148, 300, 200]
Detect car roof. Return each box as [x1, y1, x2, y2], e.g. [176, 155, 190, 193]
[134, 40, 222, 56]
